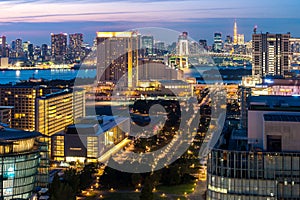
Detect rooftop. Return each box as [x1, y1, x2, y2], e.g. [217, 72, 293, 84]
[249, 95, 300, 111]
[264, 114, 300, 122]
[0, 127, 41, 141]
[40, 89, 72, 99]
[65, 116, 128, 136]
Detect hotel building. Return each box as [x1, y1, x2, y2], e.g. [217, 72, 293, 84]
[96, 32, 139, 88]
[0, 86, 85, 135]
[36, 89, 85, 136]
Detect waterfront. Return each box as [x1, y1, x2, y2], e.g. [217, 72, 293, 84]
[0, 69, 96, 84]
[0, 66, 251, 84]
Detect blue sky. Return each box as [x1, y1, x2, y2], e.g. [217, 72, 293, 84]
[0, 0, 299, 45]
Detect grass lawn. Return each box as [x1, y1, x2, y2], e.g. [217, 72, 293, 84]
[157, 182, 195, 195]
[101, 192, 167, 200]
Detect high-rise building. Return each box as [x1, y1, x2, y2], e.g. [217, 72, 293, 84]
[154, 41, 165, 56]
[69, 33, 83, 61]
[199, 39, 208, 50]
[177, 32, 189, 55]
[0, 86, 85, 134]
[22, 41, 30, 60]
[225, 35, 232, 44]
[28, 44, 34, 61]
[213, 32, 223, 52]
[41, 44, 50, 61]
[36, 89, 85, 137]
[141, 35, 154, 56]
[0, 126, 41, 200]
[252, 32, 290, 77]
[15, 39, 23, 58]
[237, 34, 245, 45]
[96, 32, 139, 88]
[51, 33, 67, 63]
[0, 36, 7, 57]
[0, 86, 40, 131]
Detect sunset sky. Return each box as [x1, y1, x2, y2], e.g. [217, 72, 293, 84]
[0, 0, 299, 44]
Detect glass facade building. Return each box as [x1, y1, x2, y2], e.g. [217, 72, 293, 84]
[207, 149, 300, 199]
[0, 127, 41, 200]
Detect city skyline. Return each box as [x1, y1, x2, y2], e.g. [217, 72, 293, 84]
[0, 0, 299, 44]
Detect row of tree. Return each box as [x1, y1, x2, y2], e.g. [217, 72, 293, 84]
[49, 164, 97, 200]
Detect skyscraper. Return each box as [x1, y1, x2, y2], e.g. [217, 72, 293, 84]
[0, 36, 6, 57]
[213, 32, 223, 52]
[41, 44, 50, 61]
[96, 32, 139, 88]
[23, 41, 30, 59]
[51, 33, 67, 63]
[177, 32, 189, 55]
[199, 39, 208, 50]
[141, 35, 154, 56]
[154, 41, 165, 56]
[69, 33, 83, 61]
[252, 32, 290, 77]
[15, 39, 23, 58]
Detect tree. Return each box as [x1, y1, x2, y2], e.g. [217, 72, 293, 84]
[64, 168, 80, 193]
[50, 173, 76, 200]
[79, 163, 97, 189]
[131, 173, 142, 187]
[140, 177, 154, 200]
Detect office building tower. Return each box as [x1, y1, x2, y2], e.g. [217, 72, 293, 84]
[237, 34, 245, 45]
[0, 36, 6, 57]
[177, 32, 189, 55]
[33, 45, 41, 61]
[15, 39, 23, 58]
[96, 32, 139, 88]
[154, 41, 165, 56]
[252, 32, 290, 77]
[141, 35, 154, 56]
[225, 35, 232, 44]
[51, 33, 67, 63]
[69, 33, 83, 61]
[22, 41, 30, 60]
[28, 44, 34, 61]
[41, 44, 50, 61]
[0, 126, 41, 200]
[199, 39, 208, 50]
[22, 41, 29, 53]
[213, 32, 223, 52]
